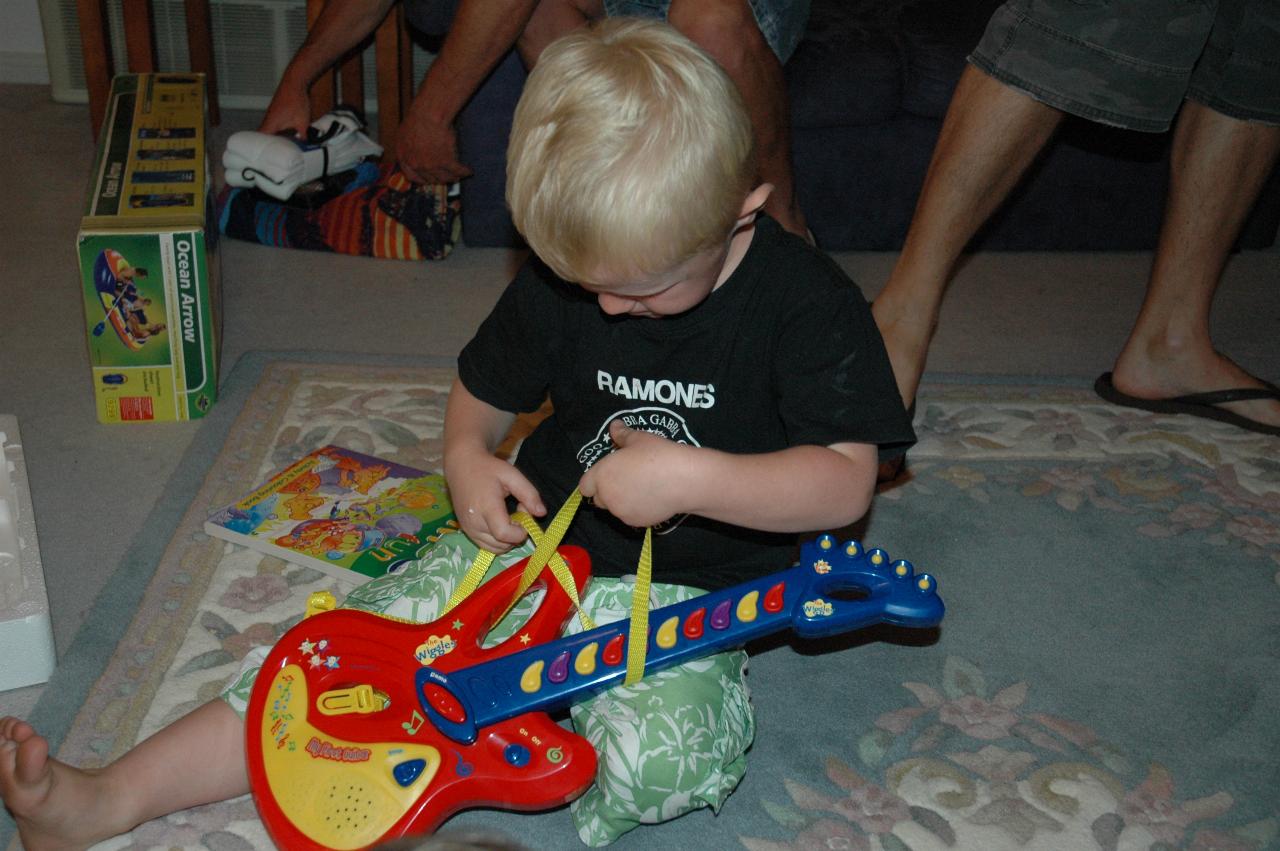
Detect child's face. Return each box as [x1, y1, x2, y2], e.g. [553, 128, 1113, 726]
[579, 243, 731, 319]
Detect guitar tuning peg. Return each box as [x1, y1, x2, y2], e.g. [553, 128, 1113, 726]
[840, 539, 862, 559]
[866, 547, 890, 571]
[891, 559, 914, 579]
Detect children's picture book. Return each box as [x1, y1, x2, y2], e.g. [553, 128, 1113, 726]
[204, 445, 459, 583]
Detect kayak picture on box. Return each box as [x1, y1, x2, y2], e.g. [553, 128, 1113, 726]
[88, 247, 169, 359]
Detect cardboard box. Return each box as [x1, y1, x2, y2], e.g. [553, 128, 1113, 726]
[0, 416, 56, 690]
[77, 73, 221, 423]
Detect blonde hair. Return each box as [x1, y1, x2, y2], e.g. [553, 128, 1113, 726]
[506, 17, 756, 285]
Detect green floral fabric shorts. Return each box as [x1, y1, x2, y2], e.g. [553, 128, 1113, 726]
[221, 534, 755, 846]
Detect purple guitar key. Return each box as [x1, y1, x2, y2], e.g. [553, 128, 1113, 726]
[709, 599, 733, 630]
[548, 651, 571, 684]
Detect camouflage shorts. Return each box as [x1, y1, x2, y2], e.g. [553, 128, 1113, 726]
[221, 534, 754, 846]
[971, 0, 1280, 131]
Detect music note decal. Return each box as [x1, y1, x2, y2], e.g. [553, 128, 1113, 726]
[451, 749, 475, 777]
[401, 710, 425, 736]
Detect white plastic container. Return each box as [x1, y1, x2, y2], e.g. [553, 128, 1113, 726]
[0, 416, 57, 690]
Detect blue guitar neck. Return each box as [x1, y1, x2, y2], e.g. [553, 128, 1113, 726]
[417, 535, 944, 744]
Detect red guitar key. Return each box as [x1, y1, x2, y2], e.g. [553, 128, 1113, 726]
[683, 607, 706, 640]
[763, 582, 786, 613]
[602, 633, 625, 666]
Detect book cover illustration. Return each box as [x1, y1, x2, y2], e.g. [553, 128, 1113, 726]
[204, 445, 459, 582]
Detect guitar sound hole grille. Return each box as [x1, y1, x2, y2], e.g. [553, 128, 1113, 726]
[321, 783, 375, 830]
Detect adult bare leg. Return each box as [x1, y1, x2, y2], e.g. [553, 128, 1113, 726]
[669, 0, 808, 238]
[517, 0, 603, 67]
[0, 702, 248, 851]
[1108, 99, 1280, 429]
[397, 0, 540, 183]
[873, 65, 1062, 406]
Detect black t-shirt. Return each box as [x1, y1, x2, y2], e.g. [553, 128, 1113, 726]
[458, 216, 914, 590]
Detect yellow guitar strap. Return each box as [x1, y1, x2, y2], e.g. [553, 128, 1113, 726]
[444, 494, 595, 632]
[498, 490, 591, 629]
[623, 528, 653, 686]
[443, 549, 497, 613]
[443, 489, 656, 686]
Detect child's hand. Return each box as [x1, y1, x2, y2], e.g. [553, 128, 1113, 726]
[578, 420, 692, 528]
[446, 452, 546, 553]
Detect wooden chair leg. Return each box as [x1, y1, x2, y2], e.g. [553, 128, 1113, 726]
[121, 0, 156, 71]
[339, 50, 364, 116]
[396, 6, 413, 113]
[374, 8, 405, 149]
[79, 0, 222, 134]
[184, 0, 221, 124]
[76, 0, 113, 136]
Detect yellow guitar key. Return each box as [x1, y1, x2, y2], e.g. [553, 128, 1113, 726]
[520, 659, 546, 693]
[655, 616, 679, 649]
[574, 642, 598, 676]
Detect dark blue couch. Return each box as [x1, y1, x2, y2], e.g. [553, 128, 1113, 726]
[408, 0, 1280, 251]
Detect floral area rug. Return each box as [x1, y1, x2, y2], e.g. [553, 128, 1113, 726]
[8, 356, 1278, 851]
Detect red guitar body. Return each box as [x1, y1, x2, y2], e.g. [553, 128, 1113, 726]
[245, 547, 597, 850]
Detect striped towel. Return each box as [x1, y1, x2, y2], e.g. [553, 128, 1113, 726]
[218, 160, 461, 261]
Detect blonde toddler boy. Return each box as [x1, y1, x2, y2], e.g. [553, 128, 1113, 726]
[0, 18, 912, 850]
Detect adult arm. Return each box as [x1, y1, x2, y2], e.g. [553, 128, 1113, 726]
[260, 0, 398, 137]
[395, 0, 539, 183]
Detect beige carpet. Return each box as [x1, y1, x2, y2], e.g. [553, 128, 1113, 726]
[9, 352, 1278, 850]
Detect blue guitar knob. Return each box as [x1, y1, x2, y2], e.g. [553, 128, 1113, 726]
[393, 758, 427, 787]
[504, 744, 531, 767]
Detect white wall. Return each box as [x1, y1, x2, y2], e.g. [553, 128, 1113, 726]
[0, 0, 50, 84]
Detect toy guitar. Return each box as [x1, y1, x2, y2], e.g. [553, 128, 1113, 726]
[245, 546, 597, 851]
[247, 535, 944, 849]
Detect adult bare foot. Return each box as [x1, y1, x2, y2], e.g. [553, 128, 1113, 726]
[1108, 348, 1280, 433]
[871, 296, 938, 410]
[0, 716, 131, 851]
[872, 293, 933, 484]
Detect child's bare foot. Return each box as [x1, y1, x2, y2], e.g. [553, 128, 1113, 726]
[0, 716, 131, 851]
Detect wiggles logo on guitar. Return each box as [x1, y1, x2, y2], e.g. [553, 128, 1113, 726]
[414, 634, 457, 664]
[803, 598, 833, 618]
